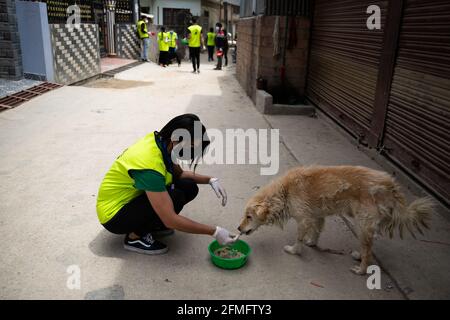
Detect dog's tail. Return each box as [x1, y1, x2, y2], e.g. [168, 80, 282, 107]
[380, 186, 434, 239]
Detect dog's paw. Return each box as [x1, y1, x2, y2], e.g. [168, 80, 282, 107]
[350, 265, 367, 275]
[284, 245, 301, 255]
[303, 238, 317, 247]
[351, 250, 361, 261]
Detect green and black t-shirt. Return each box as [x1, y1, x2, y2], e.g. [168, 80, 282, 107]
[130, 169, 167, 192]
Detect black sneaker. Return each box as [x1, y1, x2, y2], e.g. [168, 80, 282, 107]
[123, 233, 168, 255]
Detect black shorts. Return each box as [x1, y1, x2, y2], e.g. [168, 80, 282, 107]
[102, 178, 199, 236]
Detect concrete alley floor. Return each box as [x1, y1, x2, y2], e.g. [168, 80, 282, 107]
[0, 55, 449, 299]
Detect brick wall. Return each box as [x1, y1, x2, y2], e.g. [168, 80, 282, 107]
[0, 0, 23, 80]
[236, 15, 310, 103]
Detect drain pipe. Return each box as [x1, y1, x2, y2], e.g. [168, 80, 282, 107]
[132, 0, 139, 23]
[280, 15, 289, 85]
[105, 0, 117, 57]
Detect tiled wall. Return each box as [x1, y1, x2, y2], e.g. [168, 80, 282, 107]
[115, 24, 140, 60]
[49, 23, 101, 85]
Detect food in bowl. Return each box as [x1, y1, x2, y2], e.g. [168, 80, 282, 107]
[214, 246, 244, 259]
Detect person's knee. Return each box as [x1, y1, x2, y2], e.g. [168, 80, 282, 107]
[176, 178, 199, 202]
[170, 189, 186, 213]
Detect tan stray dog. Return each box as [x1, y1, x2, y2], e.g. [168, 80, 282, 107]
[238, 166, 434, 275]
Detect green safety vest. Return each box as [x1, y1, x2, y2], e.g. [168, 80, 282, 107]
[96, 132, 173, 224]
[136, 20, 149, 39]
[188, 24, 202, 47]
[207, 32, 216, 46]
[158, 32, 170, 51]
[169, 31, 178, 48]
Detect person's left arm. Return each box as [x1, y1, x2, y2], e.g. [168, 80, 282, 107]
[173, 164, 209, 184]
[173, 164, 227, 206]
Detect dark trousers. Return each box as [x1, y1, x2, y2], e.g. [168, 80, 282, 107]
[159, 50, 169, 65]
[216, 56, 223, 69]
[102, 178, 199, 236]
[207, 46, 214, 61]
[224, 47, 228, 66]
[189, 47, 201, 71]
[169, 47, 181, 64]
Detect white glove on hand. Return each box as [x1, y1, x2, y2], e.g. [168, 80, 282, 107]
[209, 177, 227, 206]
[213, 226, 238, 246]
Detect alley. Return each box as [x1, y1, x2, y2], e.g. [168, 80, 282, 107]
[0, 56, 448, 299]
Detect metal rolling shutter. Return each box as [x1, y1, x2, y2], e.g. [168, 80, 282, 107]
[383, 0, 450, 203]
[306, 0, 388, 141]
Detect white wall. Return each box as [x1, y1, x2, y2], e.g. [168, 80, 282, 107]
[151, 0, 201, 25]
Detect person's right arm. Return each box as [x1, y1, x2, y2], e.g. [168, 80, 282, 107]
[201, 32, 205, 47]
[146, 190, 215, 235]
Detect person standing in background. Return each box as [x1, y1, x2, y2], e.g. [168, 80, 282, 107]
[137, 15, 151, 62]
[168, 30, 181, 67]
[206, 28, 216, 62]
[214, 24, 226, 71]
[187, 17, 204, 74]
[223, 29, 229, 67]
[158, 26, 170, 67]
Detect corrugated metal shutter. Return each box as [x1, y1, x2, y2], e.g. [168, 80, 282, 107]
[306, 0, 388, 141]
[382, 0, 450, 203]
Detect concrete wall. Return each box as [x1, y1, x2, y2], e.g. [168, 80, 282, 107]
[15, 1, 54, 81]
[0, 0, 23, 80]
[236, 15, 310, 103]
[202, 0, 221, 30]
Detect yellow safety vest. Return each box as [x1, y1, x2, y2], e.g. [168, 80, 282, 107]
[169, 31, 178, 48]
[188, 24, 202, 47]
[96, 132, 173, 224]
[207, 32, 216, 46]
[136, 20, 149, 39]
[158, 32, 170, 52]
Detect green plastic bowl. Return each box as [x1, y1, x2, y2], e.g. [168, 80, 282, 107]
[208, 239, 251, 270]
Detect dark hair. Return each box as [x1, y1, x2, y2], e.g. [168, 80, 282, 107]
[161, 26, 166, 32]
[158, 114, 210, 170]
[209, 27, 213, 32]
[191, 17, 197, 23]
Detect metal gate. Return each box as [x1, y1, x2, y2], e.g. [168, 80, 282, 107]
[306, 0, 388, 142]
[381, 0, 450, 204]
[306, 0, 450, 205]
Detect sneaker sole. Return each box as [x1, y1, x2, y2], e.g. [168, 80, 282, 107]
[123, 244, 169, 255]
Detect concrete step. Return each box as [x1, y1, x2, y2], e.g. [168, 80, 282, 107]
[255, 89, 315, 116]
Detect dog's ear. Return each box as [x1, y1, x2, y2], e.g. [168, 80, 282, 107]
[254, 202, 269, 222]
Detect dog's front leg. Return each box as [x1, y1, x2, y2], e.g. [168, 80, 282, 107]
[284, 222, 306, 255]
[350, 225, 375, 275]
[284, 241, 302, 255]
[303, 217, 324, 247]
